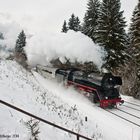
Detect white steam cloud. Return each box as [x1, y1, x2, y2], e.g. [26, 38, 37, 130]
[0, 13, 22, 49]
[26, 30, 105, 69]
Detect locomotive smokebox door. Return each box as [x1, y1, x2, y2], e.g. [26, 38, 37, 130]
[113, 76, 122, 85]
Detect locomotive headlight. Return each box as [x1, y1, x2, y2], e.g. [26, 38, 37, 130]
[105, 97, 108, 99]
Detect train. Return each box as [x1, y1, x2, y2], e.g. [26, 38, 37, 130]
[36, 65, 124, 108]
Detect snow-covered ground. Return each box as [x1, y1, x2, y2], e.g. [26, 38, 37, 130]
[0, 60, 140, 140]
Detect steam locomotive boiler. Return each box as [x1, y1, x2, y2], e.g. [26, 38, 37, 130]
[36, 65, 124, 108]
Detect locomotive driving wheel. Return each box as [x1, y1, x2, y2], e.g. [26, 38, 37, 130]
[90, 91, 99, 103]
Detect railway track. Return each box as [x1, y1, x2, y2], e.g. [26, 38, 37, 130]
[117, 108, 140, 119]
[122, 104, 140, 112]
[124, 101, 140, 107]
[105, 107, 140, 128]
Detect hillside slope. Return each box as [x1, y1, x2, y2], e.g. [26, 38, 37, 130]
[0, 60, 96, 140]
[0, 60, 140, 140]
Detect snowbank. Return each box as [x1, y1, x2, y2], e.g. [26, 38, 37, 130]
[0, 60, 96, 140]
[1, 60, 140, 140]
[26, 30, 105, 69]
[33, 71, 140, 140]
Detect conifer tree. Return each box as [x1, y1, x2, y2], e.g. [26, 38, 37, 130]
[96, 0, 127, 70]
[82, 0, 100, 42]
[15, 30, 27, 60]
[129, 1, 140, 72]
[0, 32, 4, 40]
[61, 20, 68, 33]
[128, 0, 140, 97]
[68, 14, 76, 31]
[68, 14, 81, 32]
[75, 17, 81, 31]
[114, 1, 140, 99]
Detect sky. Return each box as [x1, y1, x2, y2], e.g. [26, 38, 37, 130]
[0, 0, 138, 33]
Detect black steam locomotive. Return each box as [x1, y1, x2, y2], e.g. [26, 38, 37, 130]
[36, 65, 124, 108]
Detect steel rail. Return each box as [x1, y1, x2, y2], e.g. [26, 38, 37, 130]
[105, 109, 140, 128]
[124, 101, 140, 107]
[122, 104, 140, 112]
[117, 108, 140, 120]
